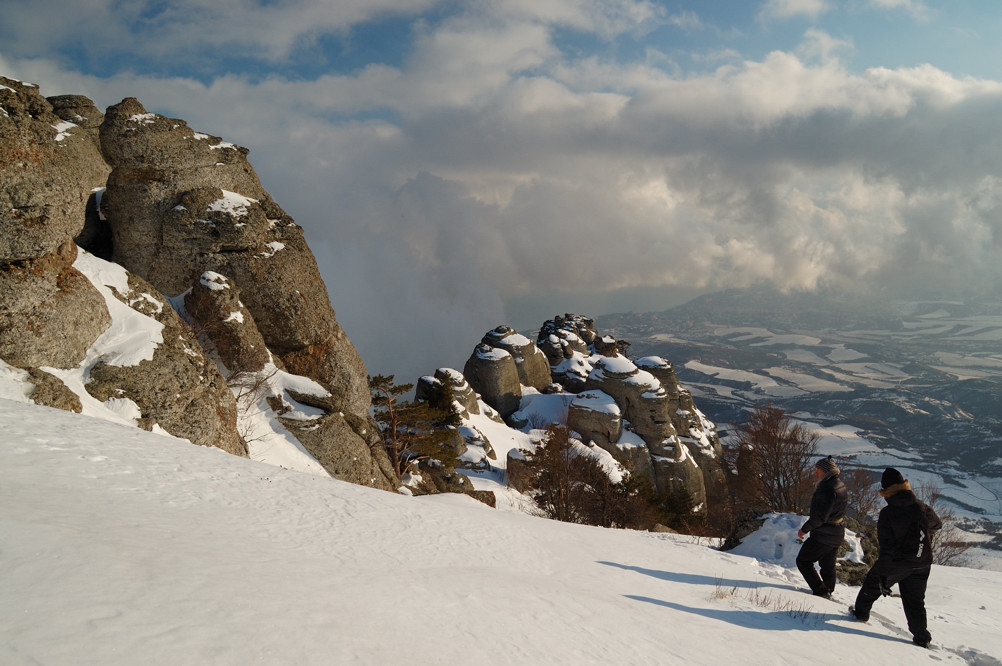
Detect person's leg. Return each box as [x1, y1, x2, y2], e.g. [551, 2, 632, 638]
[898, 569, 932, 647]
[851, 569, 883, 620]
[818, 544, 838, 594]
[796, 538, 829, 596]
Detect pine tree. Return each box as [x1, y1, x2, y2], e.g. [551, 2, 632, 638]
[369, 374, 458, 478]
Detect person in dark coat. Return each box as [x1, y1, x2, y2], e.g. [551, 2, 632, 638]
[796, 456, 849, 599]
[850, 468, 942, 648]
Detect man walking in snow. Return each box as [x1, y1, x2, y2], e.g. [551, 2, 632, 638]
[796, 455, 848, 599]
[850, 468, 942, 649]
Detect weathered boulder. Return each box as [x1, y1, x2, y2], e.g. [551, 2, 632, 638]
[463, 343, 522, 418]
[1, 77, 110, 262]
[536, 314, 599, 391]
[415, 367, 481, 418]
[184, 271, 270, 374]
[0, 242, 111, 369]
[26, 367, 83, 412]
[47, 94, 105, 145]
[506, 447, 532, 493]
[279, 410, 397, 491]
[567, 390, 622, 449]
[636, 356, 727, 505]
[99, 98, 370, 416]
[81, 265, 246, 457]
[481, 325, 551, 389]
[584, 355, 677, 450]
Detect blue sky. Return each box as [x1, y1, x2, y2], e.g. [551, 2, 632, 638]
[3, 0, 1002, 379]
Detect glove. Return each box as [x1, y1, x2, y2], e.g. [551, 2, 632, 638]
[879, 577, 894, 597]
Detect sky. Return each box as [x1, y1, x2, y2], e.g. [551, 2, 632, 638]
[4, 1, 1002, 381]
[3, 397, 1002, 664]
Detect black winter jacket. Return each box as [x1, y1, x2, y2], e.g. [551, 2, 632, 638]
[800, 473, 849, 547]
[873, 482, 942, 579]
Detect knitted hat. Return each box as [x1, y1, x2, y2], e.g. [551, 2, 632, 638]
[814, 455, 839, 476]
[881, 467, 905, 489]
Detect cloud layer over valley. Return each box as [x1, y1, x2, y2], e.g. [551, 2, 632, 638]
[4, 0, 1002, 380]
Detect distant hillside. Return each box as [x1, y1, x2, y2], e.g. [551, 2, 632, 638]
[599, 287, 1002, 523]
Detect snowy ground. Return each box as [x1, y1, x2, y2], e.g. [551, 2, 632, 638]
[3, 399, 1002, 665]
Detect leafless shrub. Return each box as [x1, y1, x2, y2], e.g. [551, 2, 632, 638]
[732, 404, 819, 513]
[227, 368, 278, 445]
[914, 481, 974, 567]
[840, 464, 881, 523]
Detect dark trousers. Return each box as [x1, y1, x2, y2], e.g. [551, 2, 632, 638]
[853, 567, 931, 645]
[796, 537, 838, 595]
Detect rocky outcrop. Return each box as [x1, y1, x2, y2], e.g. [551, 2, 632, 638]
[99, 97, 370, 417]
[184, 271, 270, 374]
[415, 368, 481, 419]
[0, 241, 111, 369]
[463, 343, 522, 418]
[1, 77, 110, 262]
[458, 314, 730, 513]
[1, 79, 404, 489]
[482, 325, 551, 390]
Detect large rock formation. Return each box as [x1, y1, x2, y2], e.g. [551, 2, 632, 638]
[481, 325, 551, 390]
[0, 76, 245, 455]
[1, 78, 398, 489]
[98, 98, 369, 415]
[534, 314, 728, 511]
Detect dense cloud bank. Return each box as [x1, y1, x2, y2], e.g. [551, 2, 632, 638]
[3, 1, 1001, 379]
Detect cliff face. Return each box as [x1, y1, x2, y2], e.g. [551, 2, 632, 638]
[0, 77, 395, 490]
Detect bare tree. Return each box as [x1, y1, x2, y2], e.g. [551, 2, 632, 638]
[227, 368, 279, 445]
[914, 481, 974, 567]
[733, 404, 819, 514]
[841, 464, 882, 524]
[520, 425, 653, 529]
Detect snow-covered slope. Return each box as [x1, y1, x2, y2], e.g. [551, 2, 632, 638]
[2, 399, 1000, 665]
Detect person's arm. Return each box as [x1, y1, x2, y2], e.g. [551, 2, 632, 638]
[923, 503, 942, 533]
[798, 484, 834, 538]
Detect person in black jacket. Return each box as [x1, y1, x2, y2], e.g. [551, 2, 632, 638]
[850, 468, 942, 648]
[796, 456, 849, 599]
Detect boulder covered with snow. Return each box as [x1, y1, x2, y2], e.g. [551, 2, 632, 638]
[280, 410, 397, 491]
[0, 76, 110, 262]
[567, 390, 622, 449]
[184, 271, 270, 374]
[463, 343, 522, 418]
[482, 325, 552, 390]
[415, 367, 481, 419]
[80, 261, 246, 457]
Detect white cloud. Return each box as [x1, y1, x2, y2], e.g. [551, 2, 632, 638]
[759, 0, 830, 21]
